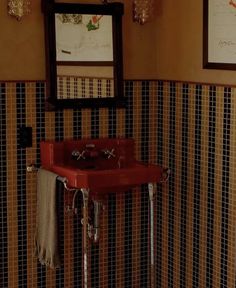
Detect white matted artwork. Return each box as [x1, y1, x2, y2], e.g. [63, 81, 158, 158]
[55, 13, 113, 62]
[204, 0, 236, 69]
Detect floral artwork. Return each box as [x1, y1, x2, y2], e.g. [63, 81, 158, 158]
[57, 14, 104, 31]
[204, 0, 236, 68]
[86, 15, 104, 31]
[229, 0, 236, 8]
[57, 14, 82, 24]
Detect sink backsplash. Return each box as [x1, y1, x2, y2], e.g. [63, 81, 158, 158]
[41, 138, 135, 170]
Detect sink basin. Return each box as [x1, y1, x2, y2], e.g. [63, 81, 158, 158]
[40, 138, 165, 195]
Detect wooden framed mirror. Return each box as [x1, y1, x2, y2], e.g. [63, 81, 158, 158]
[42, 1, 124, 109]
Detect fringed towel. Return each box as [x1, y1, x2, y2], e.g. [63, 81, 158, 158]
[34, 168, 61, 269]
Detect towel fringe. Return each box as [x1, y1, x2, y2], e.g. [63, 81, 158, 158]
[34, 238, 61, 269]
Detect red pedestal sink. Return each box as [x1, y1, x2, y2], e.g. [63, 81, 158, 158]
[40, 138, 166, 196]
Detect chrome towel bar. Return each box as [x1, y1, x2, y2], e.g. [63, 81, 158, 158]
[27, 163, 78, 192]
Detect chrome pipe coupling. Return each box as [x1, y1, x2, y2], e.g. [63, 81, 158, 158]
[160, 168, 171, 183]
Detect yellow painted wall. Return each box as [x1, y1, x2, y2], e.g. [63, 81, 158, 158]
[0, 1, 45, 80]
[1, 0, 236, 85]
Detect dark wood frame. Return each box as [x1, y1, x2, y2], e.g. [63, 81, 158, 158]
[203, 0, 236, 70]
[42, 0, 125, 109]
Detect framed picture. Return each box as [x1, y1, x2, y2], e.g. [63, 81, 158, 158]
[203, 0, 236, 70]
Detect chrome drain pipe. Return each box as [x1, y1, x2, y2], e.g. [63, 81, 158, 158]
[93, 201, 102, 243]
[148, 183, 155, 288]
[81, 188, 89, 288]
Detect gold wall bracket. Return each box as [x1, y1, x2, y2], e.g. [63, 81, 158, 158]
[133, 0, 154, 25]
[8, 0, 31, 20]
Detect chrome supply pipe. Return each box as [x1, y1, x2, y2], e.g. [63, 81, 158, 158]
[148, 183, 155, 288]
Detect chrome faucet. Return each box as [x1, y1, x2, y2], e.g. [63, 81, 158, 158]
[71, 149, 86, 160]
[102, 148, 115, 159]
[72, 145, 99, 161]
[72, 146, 115, 161]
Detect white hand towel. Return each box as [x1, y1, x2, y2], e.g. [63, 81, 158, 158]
[34, 168, 61, 269]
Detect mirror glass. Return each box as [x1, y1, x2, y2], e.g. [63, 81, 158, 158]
[42, 1, 124, 108]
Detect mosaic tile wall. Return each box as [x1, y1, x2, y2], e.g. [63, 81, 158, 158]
[0, 80, 235, 288]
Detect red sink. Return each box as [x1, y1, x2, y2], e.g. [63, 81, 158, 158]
[40, 138, 166, 196]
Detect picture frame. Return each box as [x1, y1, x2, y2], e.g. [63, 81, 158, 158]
[203, 0, 236, 70]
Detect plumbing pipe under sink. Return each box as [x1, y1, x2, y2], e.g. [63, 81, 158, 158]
[148, 183, 155, 288]
[93, 201, 102, 243]
[81, 188, 89, 288]
[87, 200, 103, 243]
[81, 184, 156, 288]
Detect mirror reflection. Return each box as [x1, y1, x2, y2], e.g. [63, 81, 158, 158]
[56, 13, 114, 100]
[55, 14, 113, 62]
